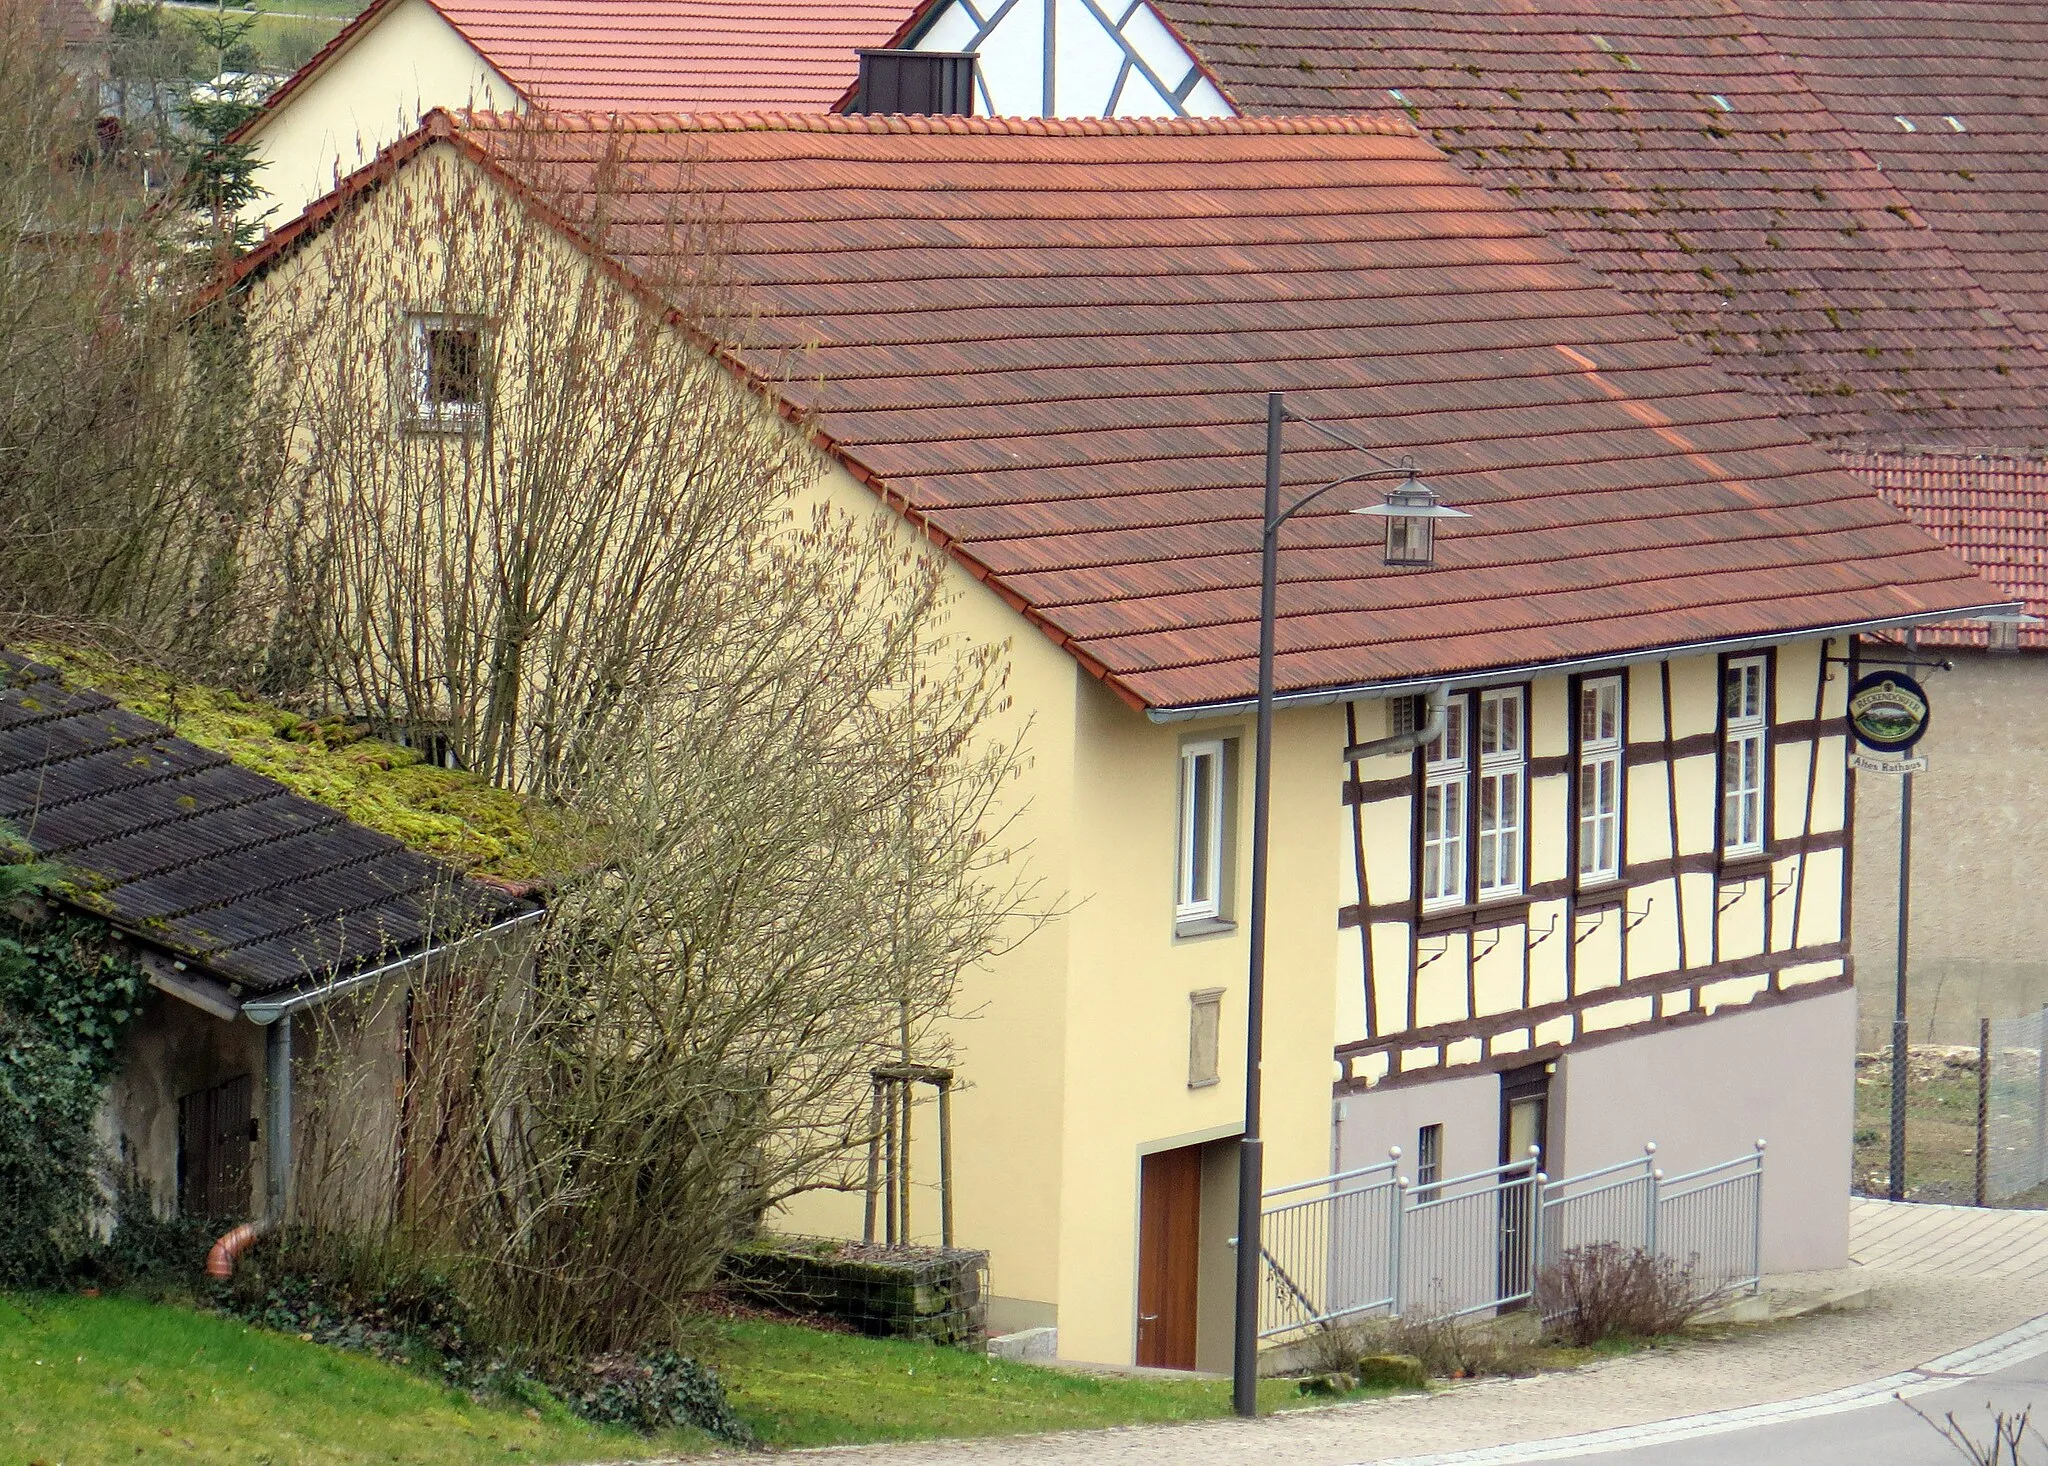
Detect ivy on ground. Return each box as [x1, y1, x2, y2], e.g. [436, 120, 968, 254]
[0, 862, 147, 1287]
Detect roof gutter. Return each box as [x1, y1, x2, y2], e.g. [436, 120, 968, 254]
[1145, 601, 2021, 724]
[239, 906, 545, 1025]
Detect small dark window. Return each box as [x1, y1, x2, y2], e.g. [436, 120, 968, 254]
[1416, 1122, 1442, 1201]
[409, 314, 486, 430]
[848, 49, 976, 115]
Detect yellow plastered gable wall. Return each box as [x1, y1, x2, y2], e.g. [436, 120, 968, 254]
[776, 455, 1349, 1367]
[241, 0, 518, 228]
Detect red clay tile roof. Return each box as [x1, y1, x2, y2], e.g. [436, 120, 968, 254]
[235, 111, 2012, 712]
[1842, 450, 2048, 649]
[241, 0, 911, 140]
[1145, 0, 2048, 453]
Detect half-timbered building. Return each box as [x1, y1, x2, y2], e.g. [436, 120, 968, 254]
[231, 109, 2011, 1369]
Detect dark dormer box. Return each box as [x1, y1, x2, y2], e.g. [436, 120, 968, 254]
[848, 49, 976, 115]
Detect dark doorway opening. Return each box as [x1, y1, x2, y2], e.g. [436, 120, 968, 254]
[178, 1073, 253, 1218]
[1136, 1144, 1203, 1368]
[1498, 1062, 1552, 1305]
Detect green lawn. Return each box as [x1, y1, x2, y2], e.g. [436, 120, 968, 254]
[706, 1319, 1383, 1448]
[0, 1293, 1412, 1462]
[0, 1294, 703, 1465]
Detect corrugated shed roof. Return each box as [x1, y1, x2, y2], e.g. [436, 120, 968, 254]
[1843, 450, 2048, 649]
[0, 652, 532, 995]
[1146, 0, 2048, 453]
[238, 111, 2008, 712]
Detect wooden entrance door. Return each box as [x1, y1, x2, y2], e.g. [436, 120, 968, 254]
[1136, 1145, 1202, 1369]
[178, 1073, 254, 1219]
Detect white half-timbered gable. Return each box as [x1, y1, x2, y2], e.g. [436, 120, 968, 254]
[904, 0, 1229, 116]
[1333, 641, 1851, 1088]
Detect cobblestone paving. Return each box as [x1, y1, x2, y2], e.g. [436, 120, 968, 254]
[781, 1201, 2048, 1464]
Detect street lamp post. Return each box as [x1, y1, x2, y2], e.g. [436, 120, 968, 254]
[1231, 393, 1464, 1417]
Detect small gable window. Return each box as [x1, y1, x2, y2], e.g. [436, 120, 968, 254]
[408, 314, 486, 431]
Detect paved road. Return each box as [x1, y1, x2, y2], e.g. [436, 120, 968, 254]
[797, 1202, 2048, 1465]
[1376, 1312, 2048, 1465]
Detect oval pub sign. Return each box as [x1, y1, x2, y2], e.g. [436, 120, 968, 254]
[1848, 671, 1931, 754]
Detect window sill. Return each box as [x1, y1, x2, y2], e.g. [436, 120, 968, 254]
[1575, 892, 1624, 916]
[1174, 917, 1237, 940]
[1717, 852, 1772, 881]
[1187, 1076, 1220, 1090]
[402, 412, 486, 436]
[1417, 898, 1531, 937]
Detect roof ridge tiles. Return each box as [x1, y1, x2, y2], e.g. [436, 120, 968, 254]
[452, 107, 1418, 139]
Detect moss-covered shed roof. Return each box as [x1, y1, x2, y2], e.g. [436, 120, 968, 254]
[0, 647, 538, 994]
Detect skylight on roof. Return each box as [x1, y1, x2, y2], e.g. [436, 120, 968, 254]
[1708, 93, 1732, 112]
[1895, 116, 1917, 132]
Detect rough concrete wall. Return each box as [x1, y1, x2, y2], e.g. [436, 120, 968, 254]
[102, 991, 265, 1215]
[1853, 650, 2048, 1048]
[1557, 985, 1854, 1273]
[294, 982, 406, 1231]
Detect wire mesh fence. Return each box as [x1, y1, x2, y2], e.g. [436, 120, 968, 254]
[1987, 1007, 2048, 1203]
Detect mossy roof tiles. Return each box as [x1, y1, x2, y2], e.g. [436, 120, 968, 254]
[0, 652, 532, 994]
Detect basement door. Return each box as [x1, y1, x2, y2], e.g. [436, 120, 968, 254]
[1136, 1145, 1202, 1369]
[178, 1073, 254, 1219]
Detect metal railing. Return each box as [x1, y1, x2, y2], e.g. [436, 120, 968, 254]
[1259, 1138, 1765, 1339]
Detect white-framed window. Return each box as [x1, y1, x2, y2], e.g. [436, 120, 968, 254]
[1176, 739, 1226, 923]
[1420, 698, 1468, 911]
[1577, 676, 1624, 884]
[407, 313, 486, 430]
[1415, 1122, 1443, 1202]
[1722, 656, 1768, 857]
[1475, 687, 1525, 899]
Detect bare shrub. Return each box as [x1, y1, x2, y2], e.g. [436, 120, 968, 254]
[1353, 1311, 1540, 1379]
[242, 113, 823, 797]
[1907, 1403, 2042, 1465]
[238, 115, 1048, 1356]
[0, 0, 259, 656]
[1297, 1317, 1374, 1377]
[1535, 1243, 1704, 1346]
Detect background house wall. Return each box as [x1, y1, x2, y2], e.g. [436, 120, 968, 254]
[1852, 648, 2048, 1047]
[242, 0, 515, 227]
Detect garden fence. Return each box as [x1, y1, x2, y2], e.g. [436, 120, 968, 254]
[1258, 1139, 1765, 1339]
[1985, 1006, 2048, 1203]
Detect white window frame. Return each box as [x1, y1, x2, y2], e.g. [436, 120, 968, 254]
[1722, 656, 1768, 857]
[1420, 697, 1468, 912]
[1577, 675, 1624, 885]
[1475, 687, 1525, 900]
[1176, 739, 1226, 923]
[407, 312, 487, 431]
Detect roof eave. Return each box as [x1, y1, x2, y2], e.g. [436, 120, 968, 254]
[238, 905, 544, 1024]
[1143, 600, 2024, 722]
